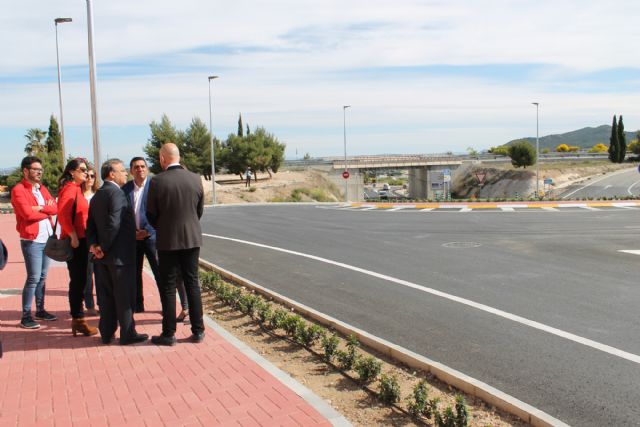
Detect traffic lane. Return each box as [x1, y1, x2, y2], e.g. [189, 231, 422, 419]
[559, 167, 640, 198]
[202, 206, 640, 352]
[200, 236, 640, 427]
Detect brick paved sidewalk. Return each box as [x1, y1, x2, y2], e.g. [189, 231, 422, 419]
[0, 215, 346, 426]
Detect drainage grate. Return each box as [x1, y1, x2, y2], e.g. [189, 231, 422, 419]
[442, 242, 482, 249]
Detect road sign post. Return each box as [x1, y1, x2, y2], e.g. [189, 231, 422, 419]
[342, 170, 350, 179]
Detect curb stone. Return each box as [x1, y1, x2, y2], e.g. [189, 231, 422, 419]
[199, 259, 570, 427]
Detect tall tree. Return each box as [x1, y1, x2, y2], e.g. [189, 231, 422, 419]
[144, 114, 181, 174]
[42, 115, 64, 191]
[182, 117, 211, 177]
[608, 115, 619, 163]
[237, 114, 244, 137]
[617, 115, 626, 163]
[24, 128, 46, 155]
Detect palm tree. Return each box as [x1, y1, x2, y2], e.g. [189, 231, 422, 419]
[24, 128, 47, 155]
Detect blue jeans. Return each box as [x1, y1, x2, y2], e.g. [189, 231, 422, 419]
[20, 240, 51, 319]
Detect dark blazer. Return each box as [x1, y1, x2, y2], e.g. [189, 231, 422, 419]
[146, 165, 204, 251]
[122, 178, 156, 241]
[86, 181, 136, 266]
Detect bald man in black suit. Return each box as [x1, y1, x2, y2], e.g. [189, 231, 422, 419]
[146, 143, 205, 346]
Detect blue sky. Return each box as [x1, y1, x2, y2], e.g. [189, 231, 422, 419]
[1, 0, 640, 168]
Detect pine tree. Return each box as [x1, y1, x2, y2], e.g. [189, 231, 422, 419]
[608, 115, 619, 163]
[617, 115, 626, 163]
[237, 114, 244, 137]
[144, 114, 181, 174]
[42, 116, 64, 192]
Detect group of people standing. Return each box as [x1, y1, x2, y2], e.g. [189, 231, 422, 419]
[11, 142, 205, 346]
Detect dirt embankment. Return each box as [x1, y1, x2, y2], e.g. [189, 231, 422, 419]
[452, 161, 636, 199]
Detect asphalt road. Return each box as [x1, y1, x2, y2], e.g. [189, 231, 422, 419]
[200, 205, 640, 426]
[558, 166, 640, 199]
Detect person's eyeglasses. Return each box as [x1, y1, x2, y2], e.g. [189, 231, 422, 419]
[76, 167, 88, 173]
[88, 173, 95, 178]
[29, 168, 43, 172]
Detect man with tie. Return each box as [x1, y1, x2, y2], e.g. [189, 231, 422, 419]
[146, 143, 205, 346]
[86, 159, 148, 345]
[122, 157, 161, 313]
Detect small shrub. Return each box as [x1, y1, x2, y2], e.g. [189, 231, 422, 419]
[436, 405, 456, 427]
[256, 301, 273, 324]
[321, 333, 340, 363]
[283, 314, 305, 337]
[425, 397, 441, 420]
[378, 374, 401, 404]
[295, 324, 324, 348]
[269, 308, 288, 330]
[354, 356, 382, 383]
[248, 187, 257, 192]
[454, 395, 469, 427]
[337, 335, 360, 370]
[407, 379, 429, 417]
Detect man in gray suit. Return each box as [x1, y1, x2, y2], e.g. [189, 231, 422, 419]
[146, 143, 205, 346]
[86, 159, 148, 345]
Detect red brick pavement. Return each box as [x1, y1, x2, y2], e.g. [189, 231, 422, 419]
[0, 214, 336, 426]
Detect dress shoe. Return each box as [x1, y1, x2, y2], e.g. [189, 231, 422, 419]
[101, 335, 115, 344]
[190, 332, 205, 343]
[176, 309, 189, 322]
[151, 335, 177, 346]
[121, 333, 149, 345]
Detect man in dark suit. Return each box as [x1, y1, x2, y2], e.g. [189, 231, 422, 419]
[146, 143, 205, 346]
[122, 157, 161, 313]
[86, 159, 148, 345]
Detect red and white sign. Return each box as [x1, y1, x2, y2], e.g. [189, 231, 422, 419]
[475, 171, 486, 184]
[342, 170, 350, 179]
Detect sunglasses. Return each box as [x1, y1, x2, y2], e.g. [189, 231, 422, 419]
[88, 173, 95, 178]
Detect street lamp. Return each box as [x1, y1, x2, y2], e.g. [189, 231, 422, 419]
[86, 0, 101, 170]
[343, 105, 351, 202]
[54, 17, 72, 161]
[208, 75, 219, 205]
[532, 102, 539, 197]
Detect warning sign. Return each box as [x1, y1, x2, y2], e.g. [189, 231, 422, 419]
[475, 171, 486, 184]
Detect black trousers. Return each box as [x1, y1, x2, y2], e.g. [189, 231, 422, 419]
[66, 238, 88, 318]
[134, 238, 161, 310]
[157, 247, 204, 337]
[94, 262, 137, 342]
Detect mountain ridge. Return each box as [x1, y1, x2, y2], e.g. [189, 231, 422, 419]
[507, 125, 638, 150]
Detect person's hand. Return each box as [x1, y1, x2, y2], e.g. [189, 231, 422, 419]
[71, 235, 79, 249]
[31, 206, 43, 212]
[135, 230, 149, 240]
[46, 199, 55, 206]
[90, 244, 104, 259]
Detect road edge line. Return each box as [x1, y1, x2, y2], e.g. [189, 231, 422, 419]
[199, 259, 569, 427]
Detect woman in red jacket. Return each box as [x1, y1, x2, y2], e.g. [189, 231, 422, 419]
[58, 158, 97, 337]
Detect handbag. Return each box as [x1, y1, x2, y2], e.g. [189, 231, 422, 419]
[0, 238, 7, 270]
[44, 192, 77, 262]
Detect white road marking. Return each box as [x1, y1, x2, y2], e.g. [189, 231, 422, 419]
[580, 206, 600, 211]
[604, 185, 612, 190]
[204, 233, 640, 365]
[419, 208, 434, 212]
[542, 207, 559, 211]
[627, 180, 640, 196]
[361, 206, 377, 211]
[618, 250, 640, 256]
[499, 207, 515, 212]
[460, 207, 473, 212]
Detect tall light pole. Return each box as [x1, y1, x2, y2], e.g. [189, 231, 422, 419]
[208, 75, 219, 205]
[343, 105, 351, 202]
[54, 17, 72, 161]
[532, 102, 539, 197]
[86, 0, 101, 170]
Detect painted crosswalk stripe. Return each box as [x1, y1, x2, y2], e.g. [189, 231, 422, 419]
[500, 207, 515, 212]
[419, 208, 434, 212]
[542, 207, 558, 211]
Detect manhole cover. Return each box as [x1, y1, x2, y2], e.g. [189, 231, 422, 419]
[442, 242, 481, 249]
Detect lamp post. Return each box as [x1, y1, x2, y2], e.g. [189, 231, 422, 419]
[343, 105, 351, 202]
[54, 17, 72, 161]
[208, 75, 219, 205]
[86, 0, 101, 170]
[532, 102, 539, 197]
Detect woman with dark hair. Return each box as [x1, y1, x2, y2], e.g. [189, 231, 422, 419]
[82, 164, 100, 316]
[58, 158, 98, 336]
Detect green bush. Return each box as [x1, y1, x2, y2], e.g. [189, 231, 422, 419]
[269, 308, 288, 330]
[354, 356, 382, 383]
[378, 374, 401, 404]
[337, 335, 360, 370]
[321, 333, 340, 363]
[295, 324, 324, 348]
[454, 395, 469, 427]
[256, 301, 273, 324]
[283, 314, 305, 337]
[407, 379, 429, 417]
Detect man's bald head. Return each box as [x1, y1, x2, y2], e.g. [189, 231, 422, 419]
[159, 142, 180, 170]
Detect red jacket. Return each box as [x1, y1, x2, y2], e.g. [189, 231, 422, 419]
[57, 182, 89, 239]
[11, 179, 57, 240]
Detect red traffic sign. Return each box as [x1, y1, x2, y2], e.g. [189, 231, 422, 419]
[475, 171, 486, 184]
[342, 170, 350, 179]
